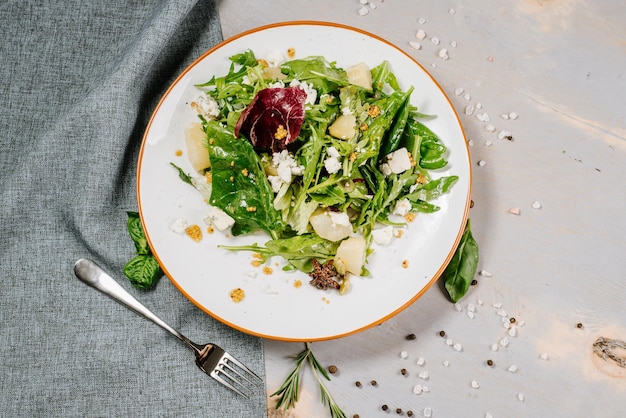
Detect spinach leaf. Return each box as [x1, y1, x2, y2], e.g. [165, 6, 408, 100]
[370, 60, 400, 92]
[415, 121, 448, 169]
[379, 86, 414, 157]
[281, 56, 347, 94]
[443, 219, 479, 302]
[205, 121, 285, 239]
[124, 255, 161, 290]
[124, 211, 162, 289]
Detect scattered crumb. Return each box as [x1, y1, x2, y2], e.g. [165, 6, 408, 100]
[230, 288, 245, 303]
[402, 259, 409, 268]
[294, 280, 302, 288]
[262, 266, 273, 275]
[175, 149, 183, 157]
[508, 207, 521, 215]
[185, 225, 202, 242]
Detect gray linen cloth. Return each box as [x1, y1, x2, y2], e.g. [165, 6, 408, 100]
[0, 1, 266, 416]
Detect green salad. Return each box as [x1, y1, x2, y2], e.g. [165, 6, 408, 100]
[176, 48, 458, 293]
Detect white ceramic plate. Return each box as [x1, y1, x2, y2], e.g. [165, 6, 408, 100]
[138, 22, 471, 341]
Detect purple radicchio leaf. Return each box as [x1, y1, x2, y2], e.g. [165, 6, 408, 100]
[234, 87, 307, 152]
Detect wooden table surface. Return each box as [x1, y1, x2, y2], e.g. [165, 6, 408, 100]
[218, 1, 626, 416]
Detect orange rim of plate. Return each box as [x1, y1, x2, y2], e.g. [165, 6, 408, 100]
[137, 21, 472, 342]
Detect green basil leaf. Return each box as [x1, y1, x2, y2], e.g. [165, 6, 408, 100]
[126, 211, 149, 255]
[123, 254, 162, 290]
[443, 219, 479, 302]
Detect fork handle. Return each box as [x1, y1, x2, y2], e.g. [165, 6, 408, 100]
[74, 258, 194, 350]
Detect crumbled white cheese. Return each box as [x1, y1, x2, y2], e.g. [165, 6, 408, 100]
[324, 156, 342, 174]
[328, 211, 351, 228]
[289, 79, 317, 105]
[372, 225, 394, 245]
[267, 150, 304, 193]
[384, 147, 412, 174]
[265, 49, 285, 67]
[204, 206, 235, 231]
[170, 218, 188, 234]
[392, 198, 412, 216]
[191, 95, 220, 120]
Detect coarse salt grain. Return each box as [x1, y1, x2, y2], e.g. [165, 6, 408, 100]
[418, 371, 429, 380]
[465, 105, 475, 115]
[501, 114, 510, 120]
[450, 41, 457, 48]
[445, 338, 453, 346]
[454, 87, 464, 96]
[438, 48, 449, 60]
[532, 200, 542, 209]
[485, 140, 493, 146]
[431, 63, 437, 68]
[418, 17, 427, 24]
[467, 311, 475, 319]
[497, 309, 507, 317]
[416, 29, 426, 40]
[409, 41, 422, 50]
[400, 350, 409, 359]
[477, 160, 486, 167]
[540, 353, 549, 360]
[464, 93, 471, 101]
[468, 303, 476, 312]
[358, 6, 369, 15]
[413, 384, 423, 395]
[369, 2, 377, 9]
[423, 406, 432, 417]
[443, 360, 450, 367]
[471, 380, 480, 389]
[417, 357, 425, 366]
[454, 303, 462, 312]
[422, 386, 430, 393]
[431, 37, 440, 45]
[509, 207, 521, 215]
[477, 299, 484, 306]
[467, 139, 474, 147]
[500, 337, 510, 348]
[518, 393, 525, 402]
[491, 344, 499, 352]
[449, 8, 455, 14]
[508, 326, 517, 337]
[498, 130, 512, 140]
[508, 365, 518, 373]
[480, 270, 493, 277]
[485, 125, 495, 133]
[359, 0, 367, 3]
[509, 112, 518, 119]
[453, 343, 463, 352]
[486, 413, 493, 418]
[476, 112, 491, 122]
[476, 102, 483, 109]
[492, 302, 502, 308]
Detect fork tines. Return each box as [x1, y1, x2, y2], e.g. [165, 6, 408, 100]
[207, 351, 263, 398]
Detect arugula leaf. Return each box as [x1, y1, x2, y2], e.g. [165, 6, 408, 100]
[220, 234, 339, 273]
[169, 162, 194, 186]
[205, 121, 285, 239]
[443, 219, 479, 302]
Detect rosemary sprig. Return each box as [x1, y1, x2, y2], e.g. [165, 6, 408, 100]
[271, 342, 346, 418]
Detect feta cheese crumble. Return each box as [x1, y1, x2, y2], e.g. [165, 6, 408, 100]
[204, 206, 235, 231]
[191, 95, 220, 120]
[267, 150, 304, 193]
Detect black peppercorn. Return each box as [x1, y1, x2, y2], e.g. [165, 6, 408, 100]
[382, 404, 388, 411]
[439, 330, 446, 337]
[406, 333, 417, 340]
[487, 359, 494, 367]
[328, 365, 338, 374]
[355, 381, 361, 387]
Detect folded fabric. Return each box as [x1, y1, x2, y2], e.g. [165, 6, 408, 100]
[0, 1, 266, 416]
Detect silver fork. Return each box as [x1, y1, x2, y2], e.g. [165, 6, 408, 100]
[73, 258, 262, 397]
